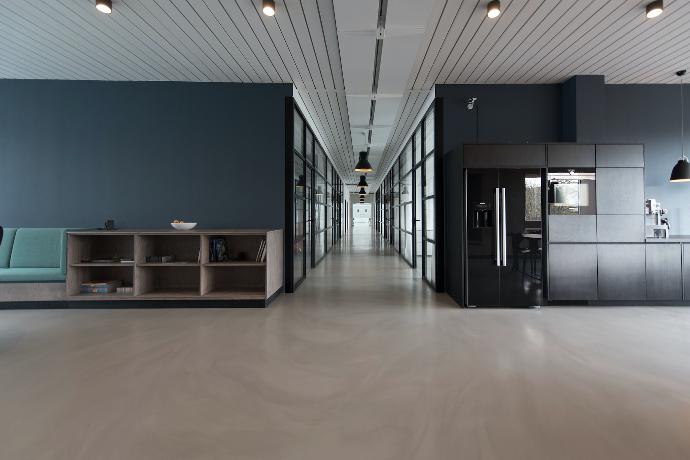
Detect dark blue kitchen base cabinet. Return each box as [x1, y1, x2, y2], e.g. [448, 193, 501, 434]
[646, 244, 683, 301]
[548, 244, 598, 301]
[548, 242, 690, 304]
[597, 244, 646, 301]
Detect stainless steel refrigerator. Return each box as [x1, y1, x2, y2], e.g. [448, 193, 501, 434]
[465, 168, 545, 307]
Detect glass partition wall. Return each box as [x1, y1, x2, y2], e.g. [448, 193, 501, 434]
[375, 102, 441, 290]
[287, 101, 344, 292]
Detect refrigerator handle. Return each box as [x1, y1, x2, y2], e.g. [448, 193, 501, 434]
[495, 188, 501, 266]
[501, 188, 507, 267]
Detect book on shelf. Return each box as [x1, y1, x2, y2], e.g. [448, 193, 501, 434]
[82, 257, 134, 264]
[79, 280, 123, 294]
[145, 255, 175, 263]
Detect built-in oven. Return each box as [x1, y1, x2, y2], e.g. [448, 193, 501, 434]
[547, 169, 596, 215]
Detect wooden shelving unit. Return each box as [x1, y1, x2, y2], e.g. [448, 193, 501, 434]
[67, 229, 283, 306]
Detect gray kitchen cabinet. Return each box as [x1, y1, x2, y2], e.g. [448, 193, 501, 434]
[548, 244, 598, 300]
[596, 168, 644, 215]
[596, 214, 645, 242]
[597, 244, 646, 300]
[547, 144, 595, 168]
[646, 244, 682, 300]
[596, 145, 644, 167]
[463, 145, 546, 168]
[549, 215, 597, 242]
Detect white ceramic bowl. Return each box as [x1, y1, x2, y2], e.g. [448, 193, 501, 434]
[171, 222, 197, 230]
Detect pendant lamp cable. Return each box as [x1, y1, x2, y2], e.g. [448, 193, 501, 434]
[680, 71, 688, 161]
[680, 70, 687, 161]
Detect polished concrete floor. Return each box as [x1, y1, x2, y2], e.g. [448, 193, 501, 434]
[2, 227, 690, 459]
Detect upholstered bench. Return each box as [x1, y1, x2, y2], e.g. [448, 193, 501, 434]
[0, 228, 69, 302]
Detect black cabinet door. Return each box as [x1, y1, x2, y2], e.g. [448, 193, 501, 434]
[548, 244, 598, 301]
[466, 169, 499, 306]
[597, 244, 646, 300]
[646, 244, 682, 300]
[499, 169, 544, 307]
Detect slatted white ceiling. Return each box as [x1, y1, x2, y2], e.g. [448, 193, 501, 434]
[0, 0, 355, 182]
[1, 1, 689, 188]
[375, 0, 690, 186]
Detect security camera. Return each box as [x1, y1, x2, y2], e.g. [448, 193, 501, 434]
[467, 97, 477, 110]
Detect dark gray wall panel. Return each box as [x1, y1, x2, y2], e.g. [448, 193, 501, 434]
[547, 144, 595, 168]
[435, 85, 562, 147]
[597, 244, 646, 300]
[596, 215, 645, 242]
[463, 145, 546, 168]
[646, 244, 682, 300]
[548, 244, 598, 300]
[549, 215, 596, 242]
[596, 145, 645, 167]
[596, 168, 645, 215]
[0, 80, 291, 229]
[444, 147, 463, 305]
[684, 244, 690, 300]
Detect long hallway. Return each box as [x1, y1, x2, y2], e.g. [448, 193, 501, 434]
[2, 229, 690, 459]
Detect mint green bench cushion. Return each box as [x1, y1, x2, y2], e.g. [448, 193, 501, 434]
[0, 268, 65, 282]
[9, 228, 67, 269]
[0, 228, 17, 268]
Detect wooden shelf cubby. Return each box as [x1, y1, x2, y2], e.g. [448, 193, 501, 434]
[67, 229, 283, 306]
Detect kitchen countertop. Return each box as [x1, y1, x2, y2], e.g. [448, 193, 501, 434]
[645, 235, 690, 243]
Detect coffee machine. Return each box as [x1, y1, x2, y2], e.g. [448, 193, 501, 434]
[645, 199, 669, 238]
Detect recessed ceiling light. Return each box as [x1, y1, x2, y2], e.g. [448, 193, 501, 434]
[96, 0, 112, 14]
[262, 0, 276, 16]
[487, 0, 501, 19]
[646, 0, 663, 18]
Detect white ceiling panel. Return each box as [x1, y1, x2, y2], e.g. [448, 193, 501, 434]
[338, 35, 377, 95]
[377, 36, 426, 94]
[347, 96, 374, 127]
[373, 97, 402, 126]
[332, 0, 378, 31]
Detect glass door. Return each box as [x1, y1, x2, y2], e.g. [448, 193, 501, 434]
[465, 169, 500, 306]
[498, 169, 544, 307]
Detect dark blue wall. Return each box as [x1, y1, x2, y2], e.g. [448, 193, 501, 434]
[436, 84, 562, 148]
[0, 80, 291, 229]
[605, 84, 690, 233]
[438, 80, 690, 234]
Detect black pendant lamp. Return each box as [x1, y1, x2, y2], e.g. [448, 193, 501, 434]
[295, 174, 306, 188]
[354, 151, 373, 173]
[357, 175, 369, 187]
[358, 187, 366, 195]
[671, 70, 690, 183]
